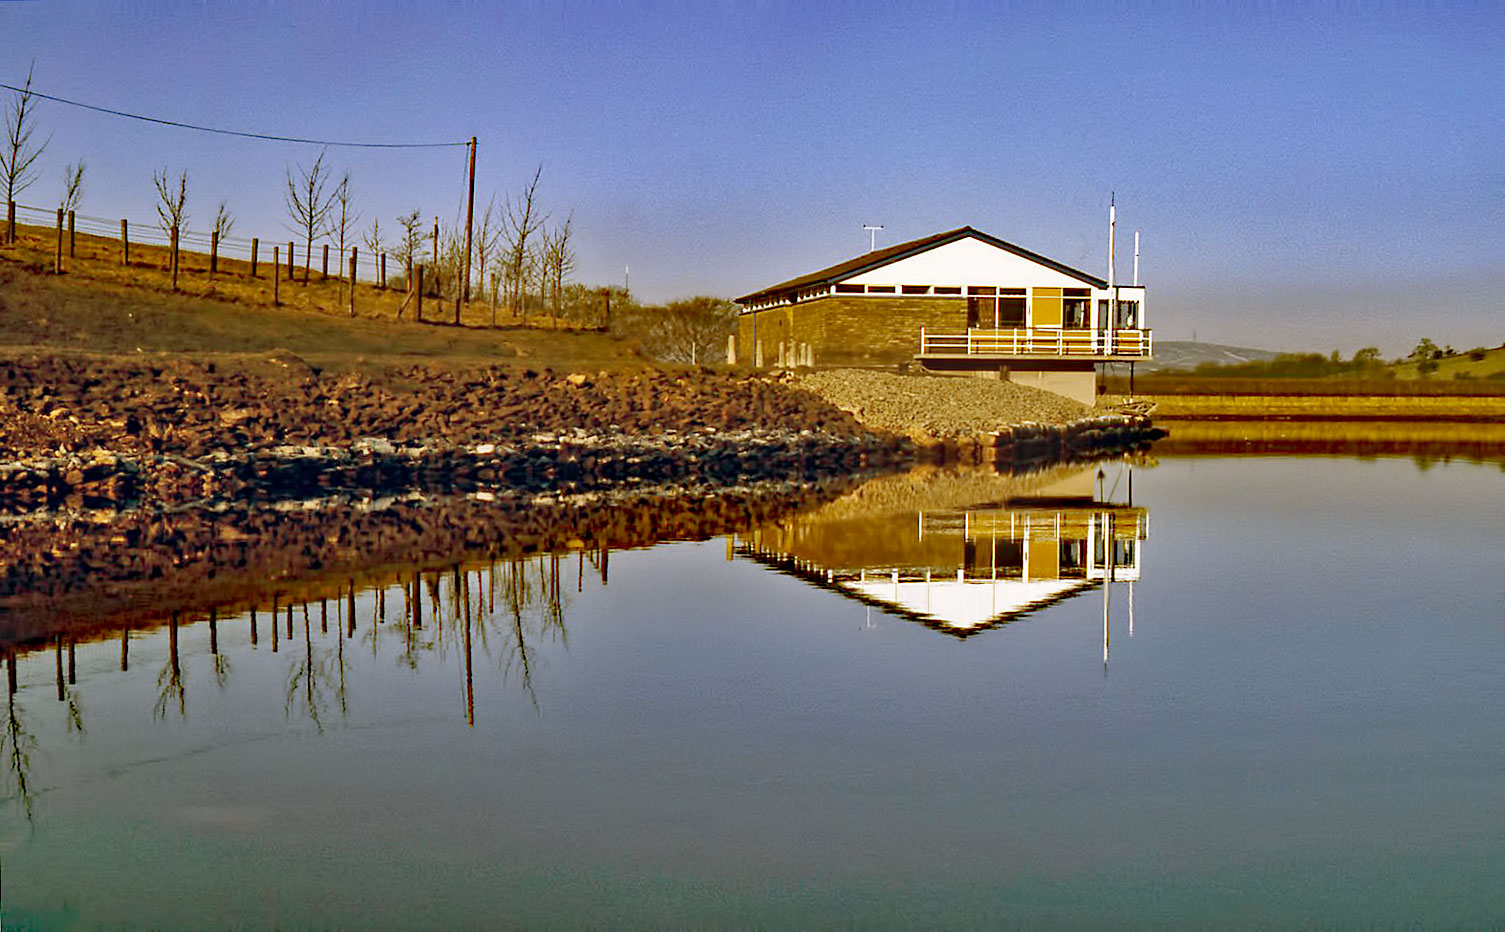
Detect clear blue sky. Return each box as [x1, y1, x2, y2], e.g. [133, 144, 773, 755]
[4, 1, 1500, 356]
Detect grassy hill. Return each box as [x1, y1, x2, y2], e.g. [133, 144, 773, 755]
[1391, 344, 1505, 381]
[0, 222, 642, 374]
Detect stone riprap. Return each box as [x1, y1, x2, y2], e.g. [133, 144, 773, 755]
[794, 368, 1092, 440]
[0, 352, 905, 513]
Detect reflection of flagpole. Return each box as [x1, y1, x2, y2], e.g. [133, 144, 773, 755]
[1103, 510, 1115, 668]
[1128, 580, 1135, 637]
[1103, 573, 1111, 667]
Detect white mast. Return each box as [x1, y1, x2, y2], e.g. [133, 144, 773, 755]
[1107, 194, 1116, 290]
[1133, 230, 1140, 286]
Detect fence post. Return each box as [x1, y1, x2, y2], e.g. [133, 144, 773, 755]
[273, 245, 281, 305]
[415, 265, 424, 323]
[5, 201, 13, 244]
[170, 225, 179, 290]
[378, 253, 386, 290]
[54, 208, 63, 273]
[210, 230, 219, 279]
[288, 241, 295, 281]
[321, 243, 329, 281]
[250, 237, 258, 278]
[349, 247, 357, 317]
[121, 219, 129, 266]
[67, 210, 75, 257]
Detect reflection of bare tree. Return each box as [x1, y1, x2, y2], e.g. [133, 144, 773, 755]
[3, 656, 36, 820]
[153, 614, 186, 720]
[285, 603, 336, 731]
[493, 555, 571, 709]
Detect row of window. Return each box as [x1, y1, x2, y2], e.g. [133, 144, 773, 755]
[834, 284, 1094, 297]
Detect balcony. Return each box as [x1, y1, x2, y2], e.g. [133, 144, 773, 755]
[918, 327, 1152, 361]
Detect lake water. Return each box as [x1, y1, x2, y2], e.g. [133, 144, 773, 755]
[2, 447, 1503, 928]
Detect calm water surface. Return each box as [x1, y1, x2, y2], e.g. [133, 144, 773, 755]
[2, 453, 1502, 929]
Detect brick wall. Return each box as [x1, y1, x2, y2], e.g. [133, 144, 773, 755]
[738, 296, 968, 366]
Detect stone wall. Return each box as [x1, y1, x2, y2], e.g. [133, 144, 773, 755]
[739, 295, 969, 367]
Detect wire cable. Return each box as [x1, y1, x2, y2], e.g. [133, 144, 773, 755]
[0, 82, 468, 149]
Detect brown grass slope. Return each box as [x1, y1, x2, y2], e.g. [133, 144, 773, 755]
[0, 222, 639, 372]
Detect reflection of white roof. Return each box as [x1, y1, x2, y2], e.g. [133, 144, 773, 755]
[843, 577, 1093, 630]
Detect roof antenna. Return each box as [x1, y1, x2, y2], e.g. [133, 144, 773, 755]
[863, 224, 884, 252]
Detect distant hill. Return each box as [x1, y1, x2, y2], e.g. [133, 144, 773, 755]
[1140, 341, 1283, 373]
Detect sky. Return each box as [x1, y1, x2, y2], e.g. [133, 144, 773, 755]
[2, 1, 1501, 356]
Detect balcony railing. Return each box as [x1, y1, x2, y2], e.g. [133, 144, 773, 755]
[919, 327, 1152, 358]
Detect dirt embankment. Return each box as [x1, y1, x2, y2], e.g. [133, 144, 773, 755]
[795, 369, 1092, 440]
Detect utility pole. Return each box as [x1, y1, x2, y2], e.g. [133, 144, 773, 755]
[461, 136, 477, 313]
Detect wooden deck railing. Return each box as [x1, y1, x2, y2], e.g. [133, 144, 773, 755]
[919, 327, 1152, 358]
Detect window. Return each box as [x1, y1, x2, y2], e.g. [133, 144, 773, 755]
[934, 286, 961, 295]
[999, 297, 1026, 326]
[1063, 287, 1089, 297]
[967, 285, 997, 296]
[1063, 298, 1089, 327]
[866, 285, 895, 294]
[1116, 300, 1139, 328]
[901, 285, 931, 295]
[835, 283, 863, 294]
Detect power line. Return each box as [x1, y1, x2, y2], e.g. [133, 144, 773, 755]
[0, 82, 468, 149]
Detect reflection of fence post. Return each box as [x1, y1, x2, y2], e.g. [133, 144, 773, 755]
[67, 210, 75, 257]
[210, 230, 219, 279]
[273, 245, 281, 305]
[249, 237, 258, 278]
[170, 225, 180, 290]
[54, 208, 63, 274]
[321, 243, 329, 281]
[121, 219, 129, 265]
[349, 247, 357, 317]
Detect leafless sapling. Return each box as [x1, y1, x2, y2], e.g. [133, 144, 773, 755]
[284, 149, 334, 283]
[60, 160, 85, 214]
[2, 65, 50, 212]
[502, 166, 546, 320]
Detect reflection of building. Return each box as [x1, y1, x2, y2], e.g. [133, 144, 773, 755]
[738, 465, 1146, 639]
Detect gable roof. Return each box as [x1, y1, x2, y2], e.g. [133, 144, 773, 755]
[735, 226, 1108, 305]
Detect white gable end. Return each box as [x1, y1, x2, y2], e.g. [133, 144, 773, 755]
[845, 236, 1092, 288]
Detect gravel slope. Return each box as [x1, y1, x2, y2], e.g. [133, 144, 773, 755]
[795, 369, 1091, 439]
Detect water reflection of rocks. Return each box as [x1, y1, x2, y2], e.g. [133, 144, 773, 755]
[738, 460, 1147, 645]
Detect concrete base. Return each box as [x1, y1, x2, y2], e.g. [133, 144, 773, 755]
[1003, 368, 1098, 405]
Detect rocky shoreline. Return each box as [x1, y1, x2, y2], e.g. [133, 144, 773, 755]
[0, 351, 1162, 514]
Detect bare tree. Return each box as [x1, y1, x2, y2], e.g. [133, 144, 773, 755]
[60, 160, 85, 214]
[331, 173, 358, 279]
[395, 209, 423, 281]
[211, 200, 235, 240]
[362, 216, 385, 260]
[2, 65, 50, 209]
[284, 149, 334, 283]
[502, 166, 546, 320]
[540, 211, 576, 318]
[474, 196, 504, 325]
[152, 167, 188, 236]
